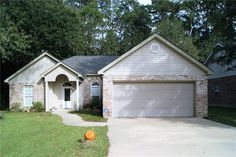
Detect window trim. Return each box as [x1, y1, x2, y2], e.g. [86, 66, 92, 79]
[23, 85, 34, 107]
[63, 81, 72, 87]
[91, 82, 100, 98]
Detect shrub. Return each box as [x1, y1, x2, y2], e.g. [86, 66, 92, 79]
[31, 101, 44, 112]
[92, 96, 99, 106]
[10, 102, 21, 112]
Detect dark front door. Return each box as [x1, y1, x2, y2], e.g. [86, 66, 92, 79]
[64, 88, 70, 101]
[64, 88, 71, 108]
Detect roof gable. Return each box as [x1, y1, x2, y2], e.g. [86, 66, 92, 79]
[98, 34, 213, 75]
[204, 43, 224, 65]
[4, 52, 60, 83]
[41, 62, 83, 78]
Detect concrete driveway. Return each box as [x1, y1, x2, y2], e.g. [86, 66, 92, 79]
[108, 118, 236, 157]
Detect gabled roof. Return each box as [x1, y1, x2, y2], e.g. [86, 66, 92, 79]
[41, 62, 84, 78]
[63, 56, 118, 76]
[4, 52, 60, 83]
[204, 43, 224, 65]
[98, 34, 213, 74]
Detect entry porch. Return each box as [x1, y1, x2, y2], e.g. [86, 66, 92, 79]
[41, 63, 83, 111]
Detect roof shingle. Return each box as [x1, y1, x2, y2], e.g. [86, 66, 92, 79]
[62, 56, 118, 76]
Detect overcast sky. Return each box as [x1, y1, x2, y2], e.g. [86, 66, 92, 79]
[137, 0, 152, 5]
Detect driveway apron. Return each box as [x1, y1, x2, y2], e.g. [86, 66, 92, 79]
[108, 118, 236, 157]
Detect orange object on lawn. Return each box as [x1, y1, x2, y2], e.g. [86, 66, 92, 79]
[84, 130, 96, 141]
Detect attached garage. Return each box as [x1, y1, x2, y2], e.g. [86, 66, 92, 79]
[98, 34, 212, 118]
[112, 82, 194, 117]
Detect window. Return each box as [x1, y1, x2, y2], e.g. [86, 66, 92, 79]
[63, 82, 72, 87]
[91, 82, 100, 97]
[24, 85, 33, 106]
[214, 84, 220, 97]
[91, 82, 100, 106]
[150, 43, 160, 53]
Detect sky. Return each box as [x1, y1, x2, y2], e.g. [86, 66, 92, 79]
[137, 0, 152, 5]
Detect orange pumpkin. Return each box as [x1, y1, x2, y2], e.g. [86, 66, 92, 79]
[84, 130, 96, 141]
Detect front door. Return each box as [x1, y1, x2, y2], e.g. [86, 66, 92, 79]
[64, 88, 71, 108]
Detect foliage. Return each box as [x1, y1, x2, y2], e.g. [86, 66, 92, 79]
[151, 0, 236, 66]
[1, 0, 82, 61]
[0, 13, 31, 64]
[92, 96, 100, 106]
[10, 102, 21, 112]
[156, 17, 200, 58]
[31, 101, 44, 112]
[114, 0, 152, 53]
[1, 112, 109, 157]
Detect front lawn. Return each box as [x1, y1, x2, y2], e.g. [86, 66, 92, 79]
[0, 112, 109, 157]
[206, 106, 236, 127]
[70, 111, 107, 122]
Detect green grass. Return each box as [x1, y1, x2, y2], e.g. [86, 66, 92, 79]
[70, 111, 107, 122]
[206, 106, 236, 127]
[0, 112, 109, 157]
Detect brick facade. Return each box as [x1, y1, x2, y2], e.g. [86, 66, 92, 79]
[208, 75, 236, 107]
[79, 76, 102, 106]
[9, 76, 103, 110]
[9, 79, 45, 110]
[103, 75, 208, 118]
[9, 83, 24, 108]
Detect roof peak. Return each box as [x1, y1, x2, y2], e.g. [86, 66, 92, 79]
[69, 55, 119, 57]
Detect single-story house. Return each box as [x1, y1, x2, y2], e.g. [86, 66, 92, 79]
[4, 34, 212, 118]
[205, 43, 236, 107]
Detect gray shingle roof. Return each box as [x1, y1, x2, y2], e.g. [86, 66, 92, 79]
[62, 56, 118, 75]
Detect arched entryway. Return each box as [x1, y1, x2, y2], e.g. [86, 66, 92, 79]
[42, 63, 82, 111]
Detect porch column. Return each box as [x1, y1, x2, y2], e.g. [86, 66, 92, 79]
[45, 81, 49, 111]
[76, 79, 79, 110]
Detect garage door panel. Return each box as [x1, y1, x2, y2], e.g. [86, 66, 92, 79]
[114, 106, 193, 117]
[112, 82, 194, 117]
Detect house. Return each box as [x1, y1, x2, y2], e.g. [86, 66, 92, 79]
[4, 34, 212, 118]
[205, 43, 236, 107]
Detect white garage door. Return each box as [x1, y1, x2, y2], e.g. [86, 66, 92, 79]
[112, 82, 194, 117]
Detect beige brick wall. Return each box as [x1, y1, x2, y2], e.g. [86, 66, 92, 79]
[79, 76, 102, 106]
[9, 79, 45, 110]
[33, 80, 45, 104]
[9, 83, 24, 108]
[103, 75, 208, 118]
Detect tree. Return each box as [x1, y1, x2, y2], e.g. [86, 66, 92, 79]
[151, 0, 236, 65]
[1, 0, 83, 60]
[0, 0, 84, 108]
[113, 0, 152, 54]
[68, 0, 105, 55]
[100, 30, 120, 55]
[156, 17, 199, 58]
[0, 4, 32, 64]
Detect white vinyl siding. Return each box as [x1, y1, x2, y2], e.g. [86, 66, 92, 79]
[112, 82, 194, 117]
[24, 85, 33, 106]
[44, 65, 78, 82]
[104, 39, 205, 75]
[10, 56, 56, 83]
